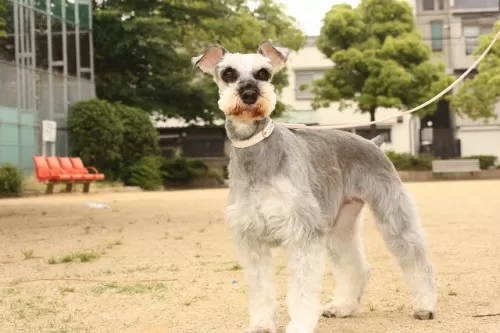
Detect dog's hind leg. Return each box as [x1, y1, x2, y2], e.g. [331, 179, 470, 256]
[369, 185, 436, 320]
[323, 199, 371, 318]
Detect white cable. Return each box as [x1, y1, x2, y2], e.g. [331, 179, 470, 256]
[281, 28, 500, 130]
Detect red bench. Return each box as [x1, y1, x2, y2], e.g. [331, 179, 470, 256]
[32, 156, 105, 194]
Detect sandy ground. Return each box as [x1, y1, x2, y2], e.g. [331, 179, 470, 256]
[0, 181, 499, 333]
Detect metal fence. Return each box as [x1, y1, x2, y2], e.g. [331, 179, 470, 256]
[0, 0, 95, 175]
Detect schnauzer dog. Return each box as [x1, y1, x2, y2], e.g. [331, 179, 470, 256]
[192, 41, 436, 333]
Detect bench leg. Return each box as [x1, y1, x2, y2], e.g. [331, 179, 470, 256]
[65, 183, 73, 193]
[83, 182, 91, 193]
[46, 183, 54, 194]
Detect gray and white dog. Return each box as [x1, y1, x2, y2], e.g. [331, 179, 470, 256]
[192, 41, 436, 333]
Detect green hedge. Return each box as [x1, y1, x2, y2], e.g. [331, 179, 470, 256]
[161, 158, 223, 184]
[0, 163, 24, 197]
[385, 151, 498, 171]
[126, 156, 163, 191]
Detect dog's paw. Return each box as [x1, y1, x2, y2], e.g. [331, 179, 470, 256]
[322, 298, 360, 318]
[413, 310, 435, 320]
[246, 326, 275, 333]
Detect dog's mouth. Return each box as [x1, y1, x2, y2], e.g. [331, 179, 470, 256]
[227, 101, 267, 119]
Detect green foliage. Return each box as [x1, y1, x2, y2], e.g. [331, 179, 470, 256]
[385, 152, 498, 170]
[116, 103, 160, 182]
[0, 163, 24, 197]
[0, 0, 7, 38]
[461, 155, 498, 170]
[126, 156, 163, 191]
[161, 157, 222, 183]
[450, 21, 500, 120]
[68, 99, 124, 180]
[385, 151, 434, 171]
[92, 0, 305, 122]
[312, 0, 454, 135]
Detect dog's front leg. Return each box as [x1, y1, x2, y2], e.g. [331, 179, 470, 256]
[285, 237, 326, 333]
[236, 239, 277, 333]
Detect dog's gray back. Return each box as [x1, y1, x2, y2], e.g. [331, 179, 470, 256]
[227, 123, 400, 226]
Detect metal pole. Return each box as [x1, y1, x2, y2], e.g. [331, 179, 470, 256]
[30, 0, 36, 115]
[47, 0, 53, 122]
[19, 0, 26, 114]
[75, 0, 81, 100]
[88, 0, 94, 85]
[62, 0, 68, 155]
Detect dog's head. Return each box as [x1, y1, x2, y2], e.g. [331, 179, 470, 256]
[192, 41, 290, 121]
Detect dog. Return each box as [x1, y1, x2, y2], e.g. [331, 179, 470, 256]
[192, 41, 436, 333]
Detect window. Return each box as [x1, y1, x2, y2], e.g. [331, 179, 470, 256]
[431, 21, 443, 52]
[294, 70, 325, 100]
[423, 0, 434, 10]
[438, 0, 444, 10]
[463, 25, 491, 55]
[355, 128, 392, 143]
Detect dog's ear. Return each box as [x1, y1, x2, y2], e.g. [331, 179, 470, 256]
[191, 44, 228, 75]
[257, 40, 290, 73]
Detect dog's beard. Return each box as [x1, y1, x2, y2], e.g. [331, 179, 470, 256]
[218, 84, 277, 121]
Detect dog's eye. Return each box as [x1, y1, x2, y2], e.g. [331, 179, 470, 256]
[254, 69, 271, 81]
[221, 67, 238, 83]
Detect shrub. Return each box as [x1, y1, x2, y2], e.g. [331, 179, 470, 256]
[126, 156, 163, 191]
[115, 103, 160, 182]
[161, 158, 221, 183]
[461, 155, 498, 170]
[68, 99, 124, 180]
[385, 151, 434, 171]
[0, 163, 24, 197]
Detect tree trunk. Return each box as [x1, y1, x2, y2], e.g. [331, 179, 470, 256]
[369, 108, 377, 138]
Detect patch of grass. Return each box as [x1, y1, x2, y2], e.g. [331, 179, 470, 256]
[59, 287, 75, 294]
[167, 264, 179, 272]
[369, 301, 376, 312]
[48, 257, 57, 265]
[106, 240, 123, 249]
[51, 251, 101, 264]
[92, 282, 168, 295]
[174, 236, 183, 240]
[229, 263, 242, 271]
[84, 226, 91, 234]
[22, 249, 35, 260]
[448, 290, 458, 296]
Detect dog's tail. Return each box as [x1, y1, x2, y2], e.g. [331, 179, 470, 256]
[371, 135, 385, 147]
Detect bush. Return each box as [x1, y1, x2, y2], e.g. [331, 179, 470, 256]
[126, 156, 163, 191]
[0, 163, 24, 197]
[385, 151, 434, 171]
[68, 99, 124, 180]
[161, 158, 222, 184]
[461, 155, 498, 170]
[116, 103, 160, 182]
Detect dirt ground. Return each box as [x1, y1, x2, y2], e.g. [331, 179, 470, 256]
[0, 180, 499, 333]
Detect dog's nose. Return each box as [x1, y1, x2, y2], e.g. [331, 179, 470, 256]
[240, 90, 258, 105]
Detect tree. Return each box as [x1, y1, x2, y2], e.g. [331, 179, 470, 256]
[311, 0, 453, 137]
[68, 99, 124, 180]
[0, 0, 8, 37]
[450, 21, 500, 121]
[92, 0, 305, 123]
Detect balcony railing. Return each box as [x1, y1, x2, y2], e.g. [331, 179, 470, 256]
[451, 0, 499, 12]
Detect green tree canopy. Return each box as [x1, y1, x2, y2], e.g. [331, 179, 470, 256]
[311, 0, 453, 136]
[0, 0, 7, 37]
[450, 21, 500, 121]
[92, 0, 305, 123]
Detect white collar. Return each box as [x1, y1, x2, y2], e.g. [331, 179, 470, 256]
[230, 119, 275, 149]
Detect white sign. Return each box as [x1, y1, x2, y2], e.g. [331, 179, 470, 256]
[42, 120, 57, 143]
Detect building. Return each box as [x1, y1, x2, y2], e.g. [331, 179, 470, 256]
[0, 0, 95, 174]
[276, 36, 419, 154]
[415, 0, 500, 159]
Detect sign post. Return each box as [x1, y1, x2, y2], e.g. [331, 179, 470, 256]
[42, 120, 57, 156]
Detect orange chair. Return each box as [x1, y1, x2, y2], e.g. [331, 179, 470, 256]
[69, 157, 105, 181]
[58, 157, 94, 181]
[33, 156, 54, 182]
